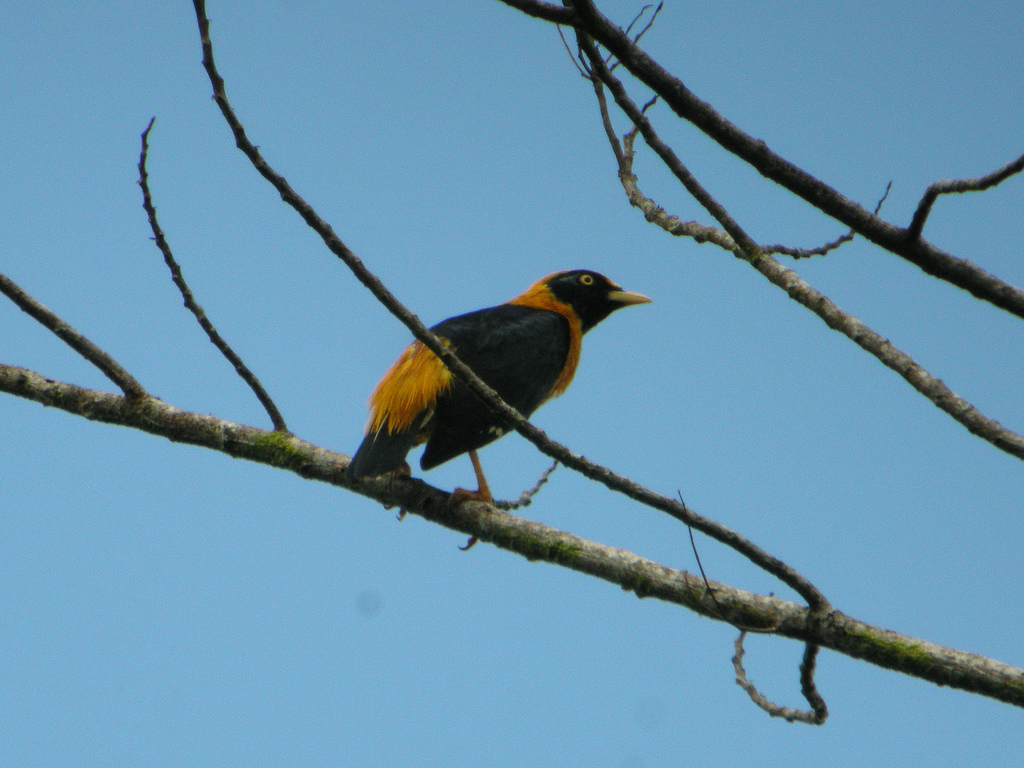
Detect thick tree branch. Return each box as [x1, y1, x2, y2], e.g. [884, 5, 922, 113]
[191, 0, 829, 611]
[3, 360, 1023, 709]
[580, 38, 1024, 463]
[138, 117, 289, 433]
[501, 0, 1024, 320]
[0, 272, 147, 399]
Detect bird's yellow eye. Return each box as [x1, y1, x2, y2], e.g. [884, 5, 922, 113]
[579, 274, 594, 286]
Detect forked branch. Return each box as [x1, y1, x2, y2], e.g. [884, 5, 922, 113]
[0, 0, 1021, 716]
[2, 360, 1023, 708]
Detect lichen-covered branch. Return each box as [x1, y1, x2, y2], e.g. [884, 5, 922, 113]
[2, 359, 1023, 708]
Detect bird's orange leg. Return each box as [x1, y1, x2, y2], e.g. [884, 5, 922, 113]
[450, 449, 492, 550]
[390, 461, 411, 521]
[468, 450, 493, 502]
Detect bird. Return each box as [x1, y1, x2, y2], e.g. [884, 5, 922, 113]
[346, 269, 651, 506]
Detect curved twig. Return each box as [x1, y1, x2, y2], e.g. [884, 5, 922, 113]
[763, 182, 892, 259]
[0, 272, 146, 399]
[762, 231, 854, 259]
[907, 152, 1024, 239]
[138, 118, 288, 432]
[577, 35, 761, 257]
[799, 643, 829, 724]
[733, 633, 828, 724]
[494, 460, 558, 510]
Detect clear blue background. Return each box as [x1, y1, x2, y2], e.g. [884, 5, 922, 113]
[2, 1, 1022, 765]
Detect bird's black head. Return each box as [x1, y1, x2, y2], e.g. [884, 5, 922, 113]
[543, 270, 651, 333]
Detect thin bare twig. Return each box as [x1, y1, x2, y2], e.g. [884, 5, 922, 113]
[0, 272, 147, 398]
[622, 4, 652, 37]
[907, 152, 1024, 239]
[686, 512, 724, 617]
[733, 632, 828, 724]
[578, 34, 1024, 464]
[629, 1, 662, 46]
[494, 460, 558, 510]
[191, 0, 831, 611]
[593, 79, 735, 250]
[578, 35, 762, 258]
[556, 25, 588, 79]
[684, 493, 782, 634]
[761, 231, 855, 259]
[799, 642, 829, 723]
[138, 118, 288, 432]
[606, 88, 884, 262]
[608, 2, 662, 72]
[588, 62, 625, 167]
[763, 181, 892, 259]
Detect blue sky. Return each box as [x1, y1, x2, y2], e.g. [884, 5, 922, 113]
[2, 1, 1022, 765]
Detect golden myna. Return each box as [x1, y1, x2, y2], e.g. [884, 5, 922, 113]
[346, 270, 651, 502]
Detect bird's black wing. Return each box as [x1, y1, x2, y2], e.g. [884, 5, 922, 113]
[421, 304, 569, 470]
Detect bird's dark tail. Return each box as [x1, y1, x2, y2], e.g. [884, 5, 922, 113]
[346, 425, 421, 481]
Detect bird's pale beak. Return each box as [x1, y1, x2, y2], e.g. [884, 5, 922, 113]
[607, 289, 652, 306]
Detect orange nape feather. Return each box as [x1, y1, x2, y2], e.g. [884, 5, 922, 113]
[366, 339, 452, 436]
[507, 275, 582, 401]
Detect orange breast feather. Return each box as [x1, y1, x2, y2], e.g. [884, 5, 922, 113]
[367, 339, 452, 436]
